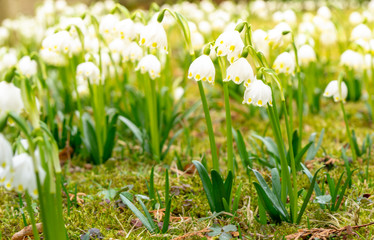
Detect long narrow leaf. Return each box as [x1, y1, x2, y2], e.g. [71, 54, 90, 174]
[192, 161, 215, 212]
[296, 167, 324, 224]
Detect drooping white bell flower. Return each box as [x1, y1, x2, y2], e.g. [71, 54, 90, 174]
[11, 153, 46, 199]
[242, 79, 272, 107]
[99, 14, 119, 42]
[139, 22, 168, 52]
[214, 30, 244, 63]
[224, 58, 255, 84]
[76, 62, 101, 85]
[265, 22, 291, 48]
[136, 54, 161, 79]
[272, 52, 295, 75]
[351, 24, 372, 41]
[188, 54, 215, 84]
[0, 82, 24, 117]
[340, 50, 364, 71]
[116, 19, 137, 41]
[298, 45, 316, 66]
[123, 42, 143, 62]
[252, 29, 269, 57]
[323, 80, 348, 102]
[0, 134, 12, 169]
[18, 56, 37, 78]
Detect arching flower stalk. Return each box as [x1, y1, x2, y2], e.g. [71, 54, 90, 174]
[237, 23, 303, 224]
[158, 8, 219, 171]
[187, 49, 219, 171]
[214, 28, 245, 173]
[323, 74, 357, 162]
[136, 55, 162, 160]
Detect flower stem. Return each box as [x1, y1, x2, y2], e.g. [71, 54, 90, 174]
[340, 101, 357, 162]
[197, 80, 219, 171]
[218, 57, 234, 173]
[144, 74, 160, 160]
[25, 193, 40, 240]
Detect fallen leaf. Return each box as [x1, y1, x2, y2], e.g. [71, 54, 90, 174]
[11, 223, 43, 240]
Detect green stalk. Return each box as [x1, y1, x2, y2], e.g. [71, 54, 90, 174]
[281, 100, 298, 223]
[25, 193, 40, 240]
[144, 74, 160, 160]
[291, 35, 303, 150]
[267, 103, 289, 205]
[287, 82, 294, 134]
[338, 75, 357, 162]
[218, 57, 234, 173]
[197, 80, 219, 171]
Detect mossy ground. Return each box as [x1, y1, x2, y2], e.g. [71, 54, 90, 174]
[1, 96, 374, 239]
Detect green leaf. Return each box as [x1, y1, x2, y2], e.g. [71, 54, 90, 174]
[137, 197, 158, 233]
[208, 227, 222, 237]
[306, 129, 324, 160]
[192, 160, 215, 212]
[233, 129, 251, 168]
[313, 195, 332, 205]
[296, 166, 323, 224]
[271, 168, 281, 201]
[211, 170, 225, 212]
[223, 224, 237, 233]
[253, 183, 282, 223]
[161, 199, 171, 233]
[120, 194, 156, 233]
[252, 134, 279, 159]
[219, 232, 233, 240]
[82, 115, 100, 165]
[118, 116, 144, 144]
[351, 130, 361, 157]
[103, 113, 119, 162]
[224, 171, 233, 204]
[252, 169, 289, 219]
[232, 182, 242, 213]
[295, 142, 314, 167]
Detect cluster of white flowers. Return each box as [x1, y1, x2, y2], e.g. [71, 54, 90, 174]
[0, 134, 45, 199]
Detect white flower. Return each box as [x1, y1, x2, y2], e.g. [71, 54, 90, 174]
[242, 79, 272, 107]
[298, 45, 316, 66]
[317, 6, 331, 20]
[173, 87, 184, 101]
[116, 19, 136, 41]
[136, 55, 161, 79]
[18, 56, 37, 78]
[191, 31, 205, 51]
[0, 27, 9, 45]
[0, 134, 12, 169]
[272, 52, 295, 75]
[11, 153, 46, 198]
[224, 58, 255, 85]
[214, 30, 244, 63]
[139, 22, 168, 52]
[76, 62, 101, 85]
[252, 29, 269, 57]
[340, 50, 364, 71]
[0, 82, 24, 117]
[265, 22, 291, 48]
[349, 12, 363, 25]
[99, 14, 119, 41]
[1, 52, 18, 69]
[323, 80, 348, 102]
[188, 55, 215, 84]
[351, 24, 372, 41]
[123, 42, 143, 62]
